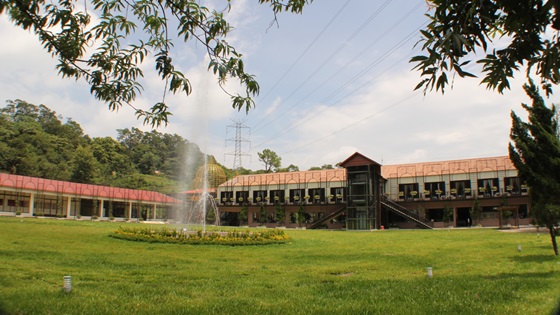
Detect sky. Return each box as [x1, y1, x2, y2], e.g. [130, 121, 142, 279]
[0, 0, 552, 171]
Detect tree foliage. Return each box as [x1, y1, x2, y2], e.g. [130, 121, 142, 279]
[0, 0, 312, 126]
[257, 149, 281, 173]
[509, 82, 560, 255]
[412, 1, 560, 95]
[0, 99, 210, 193]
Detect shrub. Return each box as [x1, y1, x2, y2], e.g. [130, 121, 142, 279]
[35, 211, 44, 216]
[15, 210, 22, 215]
[109, 227, 291, 246]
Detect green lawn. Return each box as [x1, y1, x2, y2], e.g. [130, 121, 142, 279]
[0, 217, 559, 314]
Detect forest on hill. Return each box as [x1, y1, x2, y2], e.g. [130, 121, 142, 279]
[0, 100, 221, 194]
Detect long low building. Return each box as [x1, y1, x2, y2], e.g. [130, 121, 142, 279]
[0, 173, 180, 220]
[217, 152, 531, 230]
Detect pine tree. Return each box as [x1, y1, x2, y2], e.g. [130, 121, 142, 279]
[509, 82, 560, 255]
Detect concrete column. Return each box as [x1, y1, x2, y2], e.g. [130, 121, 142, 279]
[99, 200, 104, 217]
[127, 202, 132, 220]
[29, 192, 35, 216]
[66, 196, 72, 218]
[153, 204, 157, 220]
[453, 207, 457, 228]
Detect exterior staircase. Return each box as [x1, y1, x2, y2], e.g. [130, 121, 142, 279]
[307, 206, 346, 229]
[381, 197, 433, 229]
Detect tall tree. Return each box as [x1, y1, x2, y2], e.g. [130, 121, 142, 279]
[0, 0, 312, 126]
[412, 1, 560, 96]
[509, 82, 560, 255]
[70, 145, 99, 183]
[258, 149, 281, 173]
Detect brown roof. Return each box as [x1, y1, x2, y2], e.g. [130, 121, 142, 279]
[339, 152, 381, 167]
[219, 169, 347, 188]
[381, 156, 516, 179]
[0, 173, 180, 204]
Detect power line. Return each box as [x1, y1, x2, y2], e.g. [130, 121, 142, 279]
[252, 0, 393, 131]
[251, 0, 352, 130]
[280, 91, 422, 155]
[253, 23, 425, 149]
[252, 2, 425, 138]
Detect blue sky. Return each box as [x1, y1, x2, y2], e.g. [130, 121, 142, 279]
[0, 0, 545, 171]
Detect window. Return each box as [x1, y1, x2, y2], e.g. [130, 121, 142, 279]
[235, 191, 249, 204]
[289, 189, 305, 204]
[398, 183, 419, 201]
[424, 182, 445, 199]
[504, 177, 521, 195]
[252, 190, 267, 204]
[450, 180, 472, 197]
[329, 187, 345, 203]
[477, 178, 499, 197]
[308, 188, 325, 204]
[220, 191, 233, 204]
[270, 190, 285, 204]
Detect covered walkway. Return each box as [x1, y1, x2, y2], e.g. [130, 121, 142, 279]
[0, 174, 180, 220]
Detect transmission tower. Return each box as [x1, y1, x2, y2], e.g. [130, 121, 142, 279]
[225, 119, 251, 169]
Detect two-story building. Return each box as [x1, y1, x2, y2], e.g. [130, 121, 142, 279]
[217, 152, 531, 229]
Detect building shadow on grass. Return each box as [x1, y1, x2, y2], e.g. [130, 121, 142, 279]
[481, 270, 556, 283]
[510, 254, 558, 263]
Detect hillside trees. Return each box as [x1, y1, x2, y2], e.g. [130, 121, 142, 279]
[0, 100, 84, 179]
[116, 128, 205, 182]
[509, 83, 560, 255]
[0, 0, 312, 126]
[0, 100, 213, 192]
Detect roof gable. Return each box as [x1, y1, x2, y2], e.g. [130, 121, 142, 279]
[339, 152, 381, 168]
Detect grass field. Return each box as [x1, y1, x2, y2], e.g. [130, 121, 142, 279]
[0, 217, 559, 314]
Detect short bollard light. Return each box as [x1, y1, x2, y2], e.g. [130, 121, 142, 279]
[518, 244, 522, 252]
[63, 276, 72, 293]
[427, 267, 433, 278]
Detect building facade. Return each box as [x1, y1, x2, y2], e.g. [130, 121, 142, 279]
[217, 152, 531, 229]
[0, 173, 180, 220]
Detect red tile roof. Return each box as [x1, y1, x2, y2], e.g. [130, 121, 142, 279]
[218, 156, 518, 187]
[219, 169, 347, 187]
[0, 173, 180, 204]
[381, 156, 516, 179]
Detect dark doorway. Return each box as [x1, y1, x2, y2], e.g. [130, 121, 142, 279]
[220, 212, 239, 226]
[456, 207, 471, 227]
[427, 209, 443, 222]
[80, 199, 94, 216]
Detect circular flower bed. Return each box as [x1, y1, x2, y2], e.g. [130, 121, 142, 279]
[110, 226, 291, 246]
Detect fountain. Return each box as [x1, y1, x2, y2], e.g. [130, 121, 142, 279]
[177, 155, 226, 233]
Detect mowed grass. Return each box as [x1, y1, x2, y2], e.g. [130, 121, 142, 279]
[0, 217, 559, 314]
